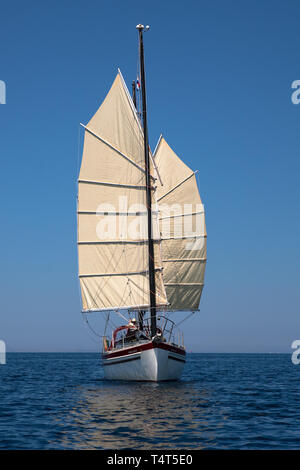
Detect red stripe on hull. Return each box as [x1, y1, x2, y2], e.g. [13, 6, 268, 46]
[103, 341, 186, 360]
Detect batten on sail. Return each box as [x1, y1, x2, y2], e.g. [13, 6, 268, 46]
[78, 72, 168, 312]
[154, 137, 207, 311]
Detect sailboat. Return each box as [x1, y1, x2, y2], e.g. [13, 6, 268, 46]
[77, 25, 207, 381]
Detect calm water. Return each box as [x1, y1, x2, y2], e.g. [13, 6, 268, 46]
[0, 353, 299, 449]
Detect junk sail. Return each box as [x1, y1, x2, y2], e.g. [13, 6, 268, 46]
[77, 71, 206, 313]
[78, 72, 168, 311]
[154, 137, 207, 311]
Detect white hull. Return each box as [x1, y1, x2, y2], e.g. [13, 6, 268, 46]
[102, 341, 186, 382]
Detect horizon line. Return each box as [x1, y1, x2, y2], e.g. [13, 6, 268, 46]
[5, 351, 291, 354]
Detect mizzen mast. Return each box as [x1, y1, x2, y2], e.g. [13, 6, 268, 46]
[136, 24, 157, 338]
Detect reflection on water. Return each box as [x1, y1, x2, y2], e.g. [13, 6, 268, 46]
[58, 381, 222, 449]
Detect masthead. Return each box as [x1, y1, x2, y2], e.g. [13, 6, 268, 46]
[136, 24, 150, 31]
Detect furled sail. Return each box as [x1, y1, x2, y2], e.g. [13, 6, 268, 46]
[77, 71, 168, 311]
[154, 137, 207, 310]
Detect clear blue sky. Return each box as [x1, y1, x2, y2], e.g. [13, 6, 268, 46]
[0, 0, 299, 352]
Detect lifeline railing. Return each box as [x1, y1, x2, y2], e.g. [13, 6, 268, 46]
[102, 315, 184, 353]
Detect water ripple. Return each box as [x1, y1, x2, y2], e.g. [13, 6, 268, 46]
[0, 353, 299, 449]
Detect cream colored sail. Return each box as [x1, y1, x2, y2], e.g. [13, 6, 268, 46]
[154, 137, 207, 310]
[77, 72, 168, 311]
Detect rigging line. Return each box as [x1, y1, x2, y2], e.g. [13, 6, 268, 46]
[157, 171, 199, 202]
[113, 308, 129, 322]
[82, 313, 102, 343]
[115, 278, 130, 315]
[107, 318, 118, 332]
[176, 311, 197, 327]
[93, 278, 114, 310]
[81, 278, 100, 311]
[83, 311, 119, 339]
[91, 268, 114, 310]
[127, 277, 137, 311]
[103, 312, 118, 331]
[109, 317, 118, 331]
[80, 123, 155, 181]
[104, 312, 110, 336]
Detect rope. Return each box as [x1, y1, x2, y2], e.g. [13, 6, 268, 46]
[104, 312, 110, 336]
[176, 310, 197, 327]
[82, 313, 102, 338]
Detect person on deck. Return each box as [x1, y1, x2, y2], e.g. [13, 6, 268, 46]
[125, 318, 138, 342]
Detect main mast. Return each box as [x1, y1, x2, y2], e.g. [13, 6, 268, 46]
[136, 24, 157, 338]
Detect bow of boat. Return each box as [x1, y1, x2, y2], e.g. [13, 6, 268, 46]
[102, 339, 186, 382]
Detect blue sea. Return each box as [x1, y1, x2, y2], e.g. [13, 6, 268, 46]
[0, 353, 299, 449]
